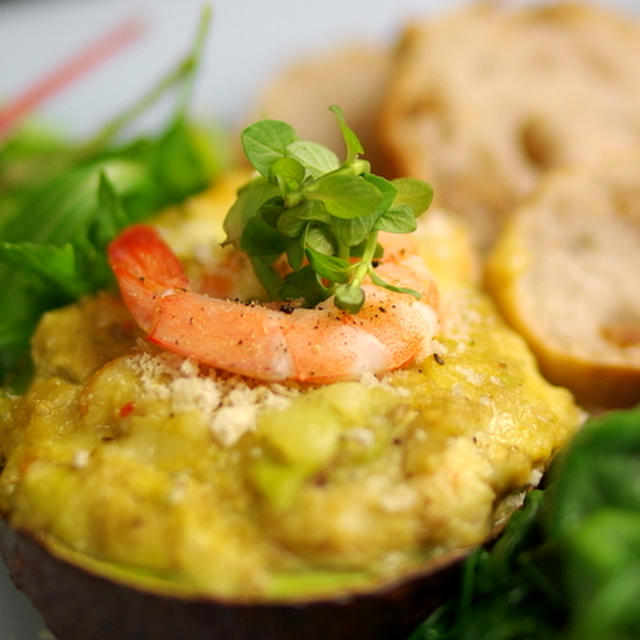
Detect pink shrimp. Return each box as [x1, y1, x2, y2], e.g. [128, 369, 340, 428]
[107, 224, 440, 383]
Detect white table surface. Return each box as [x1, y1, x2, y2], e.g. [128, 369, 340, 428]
[1, 0, 638, 637]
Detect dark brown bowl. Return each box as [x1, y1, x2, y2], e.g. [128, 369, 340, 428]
[0, 515, 469, 640]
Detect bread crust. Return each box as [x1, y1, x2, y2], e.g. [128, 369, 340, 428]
[486, 154, 640, 409]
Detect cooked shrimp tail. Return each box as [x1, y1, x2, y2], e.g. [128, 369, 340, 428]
[108, 224, 440, 383]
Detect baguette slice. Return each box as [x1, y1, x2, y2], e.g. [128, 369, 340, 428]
[485, 153, 640, 409]
[378, 3, 640, 250]
[248, 46, 392, 172]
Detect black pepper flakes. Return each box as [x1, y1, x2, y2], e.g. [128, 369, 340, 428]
[313, 472, 328, 487]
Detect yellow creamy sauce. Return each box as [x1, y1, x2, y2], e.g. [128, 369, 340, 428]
[0, 178, 580, 599]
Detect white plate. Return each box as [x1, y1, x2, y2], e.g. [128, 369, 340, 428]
[0, 0, 638, 637]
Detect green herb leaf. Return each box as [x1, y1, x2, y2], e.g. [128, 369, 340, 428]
[305, 223, 337, 256]
[329, 104, 363, 164]
[291, 199, 332, 224]
[374, 204, 418, 234]
[241, 214, 288, 257]
[368, 267, 421, 299]
[270, 156, 305, 192]
[285, 140, 340, 178]
[307, 173, 383, 219]
[277, 201, 332, 238]
[306, 247, 351, 283]
[223, 178, 280, 248]
[285, 236, 305, 271]
[334, 282, 365, 313]
[350, 239, 384, 259]
[241, 120, 298, 177]
[362, 173, 397, 215]
[149, 117, 215, 200]
[0, 241, 82, 297]
[277, 208, 306, 238]
[259, 197, 286, 228]
[280, 265, 329, 306]
[89, 172, 130, 247]
[249, 256, 282, 300]
[332, 213, 378, 247]
[391, 177, 434, 217]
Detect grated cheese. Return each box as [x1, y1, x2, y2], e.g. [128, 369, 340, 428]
[129, 351, 296, 447]
[72, 449, 90, 470]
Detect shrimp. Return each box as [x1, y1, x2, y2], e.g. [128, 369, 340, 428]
[107, 224, 440, 383]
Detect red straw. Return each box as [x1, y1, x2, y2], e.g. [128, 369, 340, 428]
[0, 16, 145, 139]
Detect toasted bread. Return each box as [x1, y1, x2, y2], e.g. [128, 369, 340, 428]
[486, 153, 640, 409]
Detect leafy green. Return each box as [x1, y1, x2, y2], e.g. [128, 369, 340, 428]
[223, 179, 280, 248]
[412, 406, 640, 640]
[241, 119, 298, 177]
[0, 7, 223, 389]
[286, 140, 339, 178]
[392, 177, 434, 216]
[306, 249, 351, 283]
[270, 156, 306, 192]
[280, 266, 329, 307]
[375, 205, 418, 234]
[306, 172, 384, 220]
[329, 104, 363, 163]
[223, 105, 433, 313]
[0, 241, 81, 297]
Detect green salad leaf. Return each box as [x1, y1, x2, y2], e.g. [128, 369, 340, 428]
[0, 7, 224, 389]
[411, 406, 640, 640]
[223, 105, 433, 314]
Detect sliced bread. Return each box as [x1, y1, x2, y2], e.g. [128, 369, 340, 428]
[378, 3, 640, 250]
[247, 45, 392, 171]
[485, 153, 640, 409]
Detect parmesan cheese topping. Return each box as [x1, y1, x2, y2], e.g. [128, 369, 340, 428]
[130, 351, 297, 446]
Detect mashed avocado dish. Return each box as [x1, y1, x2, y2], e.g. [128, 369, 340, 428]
[0, 174, 580, 602]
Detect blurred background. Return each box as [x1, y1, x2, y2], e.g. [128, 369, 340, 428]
[0, 0, 463, 138]
[2, 0, 636, 139]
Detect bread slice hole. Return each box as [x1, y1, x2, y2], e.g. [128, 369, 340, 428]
[519, 118, 557, 170]
[600, 321, 640, 348]
[402, 92, 448, 129]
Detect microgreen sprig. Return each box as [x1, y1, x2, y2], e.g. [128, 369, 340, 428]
[223, 105, 433, 313]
